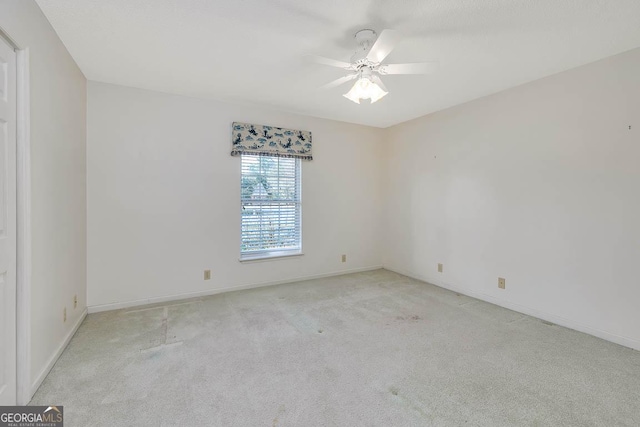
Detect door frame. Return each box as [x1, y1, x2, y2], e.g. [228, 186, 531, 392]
[0, 27, 32, 406]
[16, 47, 31, 406]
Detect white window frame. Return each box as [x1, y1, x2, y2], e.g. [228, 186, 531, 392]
[239, 154, 302, 261]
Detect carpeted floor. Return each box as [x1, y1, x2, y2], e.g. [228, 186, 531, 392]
[31, 269, 640, 426]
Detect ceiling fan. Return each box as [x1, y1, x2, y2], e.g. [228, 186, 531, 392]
[307, 29, 436, 104]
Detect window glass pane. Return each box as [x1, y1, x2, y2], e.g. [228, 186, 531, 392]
[241, 155, 301, 257]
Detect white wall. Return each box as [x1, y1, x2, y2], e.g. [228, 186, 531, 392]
[87, 82, 383, 309]
[383, 47, 640, 350]
[0, 0, 87, 396]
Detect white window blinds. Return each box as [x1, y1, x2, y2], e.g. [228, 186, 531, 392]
[241, 154, 301, 259]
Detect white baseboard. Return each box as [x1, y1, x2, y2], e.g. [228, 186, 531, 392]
[30, 308, 87, 400]
[88, 266, 384, 313]
[384, 266, 640, 352]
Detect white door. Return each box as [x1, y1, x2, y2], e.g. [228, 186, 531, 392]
[0, 36, 17, 405]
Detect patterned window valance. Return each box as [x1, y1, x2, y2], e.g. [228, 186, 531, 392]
[231, 122, 313, 160]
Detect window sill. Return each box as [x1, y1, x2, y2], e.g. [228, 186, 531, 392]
[239, 252, 304, 263]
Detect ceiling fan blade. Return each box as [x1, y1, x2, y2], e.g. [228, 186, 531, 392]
[304, 54, 353, 69]
[320, 74, 357, 90]
[366, 29, 402, 64]
[371, 75, 388, 93]
[378, 62, 438, 75]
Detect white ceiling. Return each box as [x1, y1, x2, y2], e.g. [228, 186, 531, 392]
[36, 0, 640, 128]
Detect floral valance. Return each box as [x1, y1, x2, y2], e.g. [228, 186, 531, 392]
[231, 122, 313, 160]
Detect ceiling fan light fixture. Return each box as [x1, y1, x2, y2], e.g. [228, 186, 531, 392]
[369, 83, 388, 103]
[343, 76, 388, 104]
[343, 90, 361, 104]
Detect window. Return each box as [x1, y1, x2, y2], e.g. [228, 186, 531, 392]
[240, 154, 301, 260]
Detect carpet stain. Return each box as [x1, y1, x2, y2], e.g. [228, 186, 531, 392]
[140, 341, 183, 354]
[506, 315, 527, 324]
[396, 315, 422, 321]
[389, 387, 432, 421]
[272, 404, 285, 426]
[139, 306, 184, 352]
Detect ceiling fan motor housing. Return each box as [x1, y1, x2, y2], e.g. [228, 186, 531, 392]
[359, 67, 373, 80]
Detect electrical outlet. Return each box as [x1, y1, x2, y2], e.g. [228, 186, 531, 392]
[74, 295, 77, 309]
[498, 277, 506, 289]
[63, 307, 67, 322]
[438, 263, 443, 273]
[204, 270, 211, 280]
[341, 254, 347, 263]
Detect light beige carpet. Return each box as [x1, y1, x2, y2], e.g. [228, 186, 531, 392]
[31, 269, 640, 426]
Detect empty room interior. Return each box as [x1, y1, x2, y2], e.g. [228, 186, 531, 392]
[1, 0, 640, 425]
